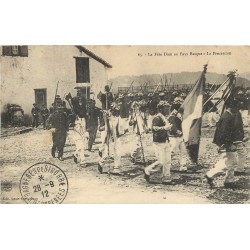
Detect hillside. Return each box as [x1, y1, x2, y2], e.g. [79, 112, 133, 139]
[241, 72, 250, 81]
[110, 72, 250, 92]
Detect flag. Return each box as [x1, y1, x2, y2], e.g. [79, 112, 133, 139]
[209, 71, 236, 116]
[180, 65, 207, 164]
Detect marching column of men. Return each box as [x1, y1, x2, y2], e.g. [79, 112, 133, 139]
[42, 85, 249, 188]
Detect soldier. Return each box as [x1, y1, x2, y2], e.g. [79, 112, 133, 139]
[159, 92, 166, 101]
[55, 95, 62, 109]
[49, 103, 69, 161]
[101, 85, 114, 110]
[168, 109, 189, 171]
[245, 89, 250, 113]
[130, 93, 148, 162]
[127, 93, 134, 115]
[118, 93, 130, 134]
[31, 103, 40, 128]
[147, 93, 159, 131]
[245, 89, 250, 126]
[180, 92, 187, 101]
[138, 92, 148, 131]
[234, 89, 248, 127]
[71, 90, 87, 129]
[232, 101, 248, 175]
[86, 99, 101, 151]
[205, 100, 240, 188]
[144, 101, 173, 184]
[98, 103, 121, 174]
[171, 96, 183, 111]
[71, 119, 86, 167]
[40, 104, 49, 129]
[170, 91, 178, 103]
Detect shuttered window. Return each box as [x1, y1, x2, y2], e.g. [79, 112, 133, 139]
[2, 46, 28, 57]
[75, 57, 90, 83]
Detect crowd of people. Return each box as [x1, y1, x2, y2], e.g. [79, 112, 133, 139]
[31, 84, 250, 188]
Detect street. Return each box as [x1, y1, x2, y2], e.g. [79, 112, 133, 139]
[1, 128, 249, 204]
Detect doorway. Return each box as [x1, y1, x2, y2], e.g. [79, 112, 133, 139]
[34, 88, 47, 109]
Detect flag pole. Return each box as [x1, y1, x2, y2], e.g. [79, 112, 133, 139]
[203, 78, 229, 106]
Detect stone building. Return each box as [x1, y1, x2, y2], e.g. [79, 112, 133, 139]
[1, 45, 112, 114]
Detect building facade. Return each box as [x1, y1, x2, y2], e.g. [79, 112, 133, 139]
[1, 45, 112, 114]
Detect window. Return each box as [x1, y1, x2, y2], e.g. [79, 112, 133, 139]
[75, 57, 90, 83]
[2, 46, 28, 57]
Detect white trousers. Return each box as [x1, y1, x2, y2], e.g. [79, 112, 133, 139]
[74, 139, 86, 164]
[77, 117, 86, 130]
[145, 142, 171, 178]
[99, 137, 121, 169]
[234, 142, 247, 171]
[119, 117, 129, 132]
[99, 116, 121, 169]
[131, 134, 144, 160]
[169, 137, 188, 167]
[240, 110, 249, 126]
[206, 151, 238, 183]
[70, 130, 86, 164]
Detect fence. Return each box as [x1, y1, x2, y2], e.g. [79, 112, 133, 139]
[118, 83, 217, 94]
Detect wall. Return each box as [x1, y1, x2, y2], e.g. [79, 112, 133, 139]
[0, 46, 110, 114]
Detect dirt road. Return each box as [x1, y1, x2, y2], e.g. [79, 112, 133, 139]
[1, 128, 249, 204]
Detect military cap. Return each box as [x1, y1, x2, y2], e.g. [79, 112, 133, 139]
[137, 92, 143, 97]
[128, 93, 134, 97]
[157, 101, 170, 109]
[159, 92, 165, 97]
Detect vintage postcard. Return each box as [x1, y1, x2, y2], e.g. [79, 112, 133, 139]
[0, 45, 249, 204]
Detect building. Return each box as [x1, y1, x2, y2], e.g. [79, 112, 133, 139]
[0, 45, 112, 114]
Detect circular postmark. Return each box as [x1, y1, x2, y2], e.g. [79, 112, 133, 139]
[20, 162, 68, 204]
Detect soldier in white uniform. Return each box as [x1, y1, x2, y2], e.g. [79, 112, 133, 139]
[144, 101, 173, 184]
[70, 118, 87, 167]
[130, 93, 148, 163]
[118, 93, 130, 134]
[168, 109, 189, 171]
[98, 103, 121, 174]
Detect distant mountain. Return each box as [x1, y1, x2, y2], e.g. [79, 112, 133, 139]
[110, 72, 250, 93]
[241, 72, 250, 81]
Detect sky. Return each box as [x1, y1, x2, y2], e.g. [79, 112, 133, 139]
[86, 46, 250, 79]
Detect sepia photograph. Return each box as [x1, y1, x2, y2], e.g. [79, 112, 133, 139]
[0, 45, 249, 204]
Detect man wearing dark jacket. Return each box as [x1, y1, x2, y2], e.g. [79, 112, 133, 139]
[101, 85, 114, 110]
[31, 103, 40, 128]
[205, 100, 239, 188]
[144, 101, 173, 184]
[41, 104, 49, 129]
[86, 100, 101, 151]
[49, 104, 69, 161]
